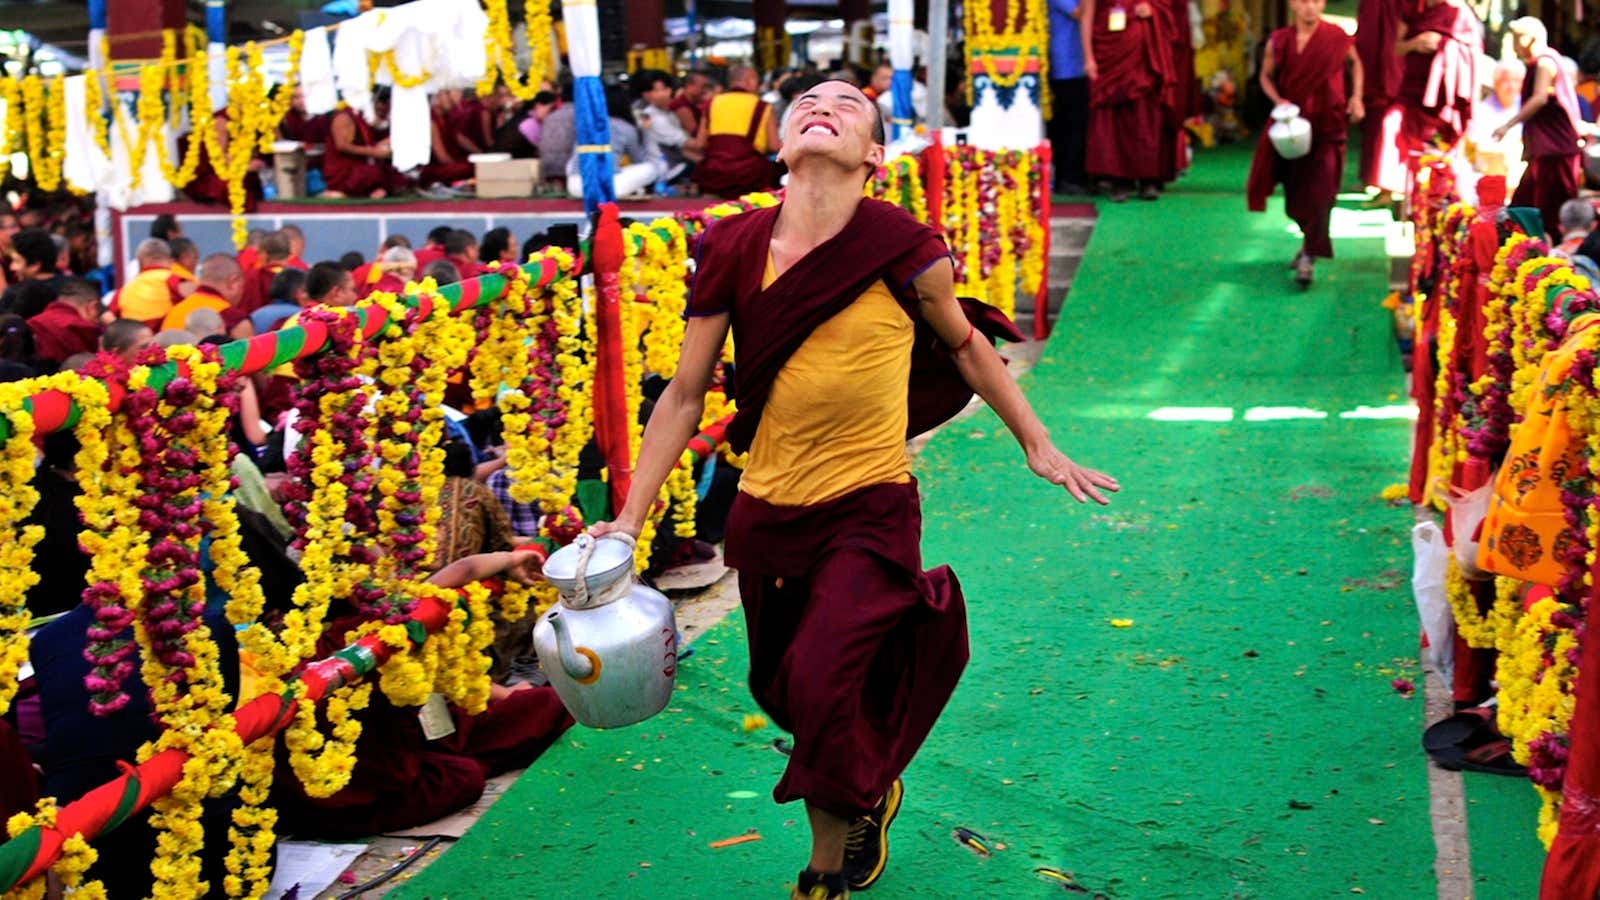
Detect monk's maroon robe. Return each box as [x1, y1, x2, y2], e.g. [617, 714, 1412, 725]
[687, 198, 1019, 816]
[1511, 49, 1584, 237]
[1396, 2, 1480, 183]
[1247, 22, 1352, 259]
[1542, 563, 1600, 898]
[1158, 0, 1199, 182]
[273, 611, 573, 839]
[1086, 0, 1178, 183]
[1355, 0, 1405, 187]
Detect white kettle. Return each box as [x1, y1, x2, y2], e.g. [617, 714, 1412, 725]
[1268, 104, 1313, 160]
[532, 534, 678, 728]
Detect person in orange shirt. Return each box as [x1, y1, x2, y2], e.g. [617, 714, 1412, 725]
[280, 225, 310, 271]
[111, 239, 183, 326]
[161, 253, 252, 338]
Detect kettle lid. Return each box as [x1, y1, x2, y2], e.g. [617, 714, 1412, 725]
[542, 534, 636, 594]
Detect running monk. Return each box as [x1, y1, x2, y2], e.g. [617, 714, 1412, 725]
[1248, 0, 1364, 287]
[592, 80, 1119, 900]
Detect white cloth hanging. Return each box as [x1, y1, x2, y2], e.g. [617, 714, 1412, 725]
[332, 10, 378, 118]
[300, 27, 338, 115]
[62, 75, 111, 195]
[390, 83, 431, 172]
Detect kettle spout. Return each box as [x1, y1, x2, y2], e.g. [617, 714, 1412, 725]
[546, 611, 599, 683]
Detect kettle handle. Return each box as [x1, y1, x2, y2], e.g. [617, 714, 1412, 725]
[571, 534, 597, 608]
[570, 531, 637, 609]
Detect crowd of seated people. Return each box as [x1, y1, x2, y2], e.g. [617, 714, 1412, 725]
[0, 209, 736, 893]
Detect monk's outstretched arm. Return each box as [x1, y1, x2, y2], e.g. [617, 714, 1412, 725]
[594, 312, 731, 538]
[1495, 58, 1554, 139]
[912, 259, 1120, 504]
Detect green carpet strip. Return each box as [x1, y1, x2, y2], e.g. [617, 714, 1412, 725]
[394, 147, 1449, 898]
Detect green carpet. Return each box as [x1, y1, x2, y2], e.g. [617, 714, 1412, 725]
[1465, 775, 1546, 896]
[393, 148, 1440, 898]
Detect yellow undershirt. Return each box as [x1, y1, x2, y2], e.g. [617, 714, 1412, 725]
[706, 91, 773, 154]
[738, 254, 913, 507]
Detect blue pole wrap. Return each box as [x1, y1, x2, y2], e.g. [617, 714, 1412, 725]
[87, 0, 108, 31]
[206, 1, 227, 43]
[574, 76, 616, 215]
[890, 69, 915, 142]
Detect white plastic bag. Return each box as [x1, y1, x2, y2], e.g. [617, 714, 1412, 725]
[1412, 520, 1455, 684]
[1448, 482, 1494, 580]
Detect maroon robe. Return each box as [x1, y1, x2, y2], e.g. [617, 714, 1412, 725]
[1511, 49, 1584, 237]
[1542, 565, 1600, 898]
[323, 109, 409, 198]
[692, 91, 782, 199]
[1087, 0, 1179, 183]
[279, 109, 331, 170]
[686, 198, 1019, 816]
[417, 109, 477, 187]
[1158, 0, 1199, 182]
[1247, 22, 1353, 259]
[27, 300, 100, 364]
[1355, 0, 1405, 186]
[0, 718, 38, 825]
[274, 611, 573, 840]
[1396, 2, 1480, 176]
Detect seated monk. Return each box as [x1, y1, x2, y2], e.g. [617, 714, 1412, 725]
[418, 90, 478, 188]
[272, 549, 572, 840]
[323, 86, 409, 199]
[110, 238, 184, 326]
[689, 65, 782, 198]
[182, 110, 266, 208]
[357, 246, 418, 299]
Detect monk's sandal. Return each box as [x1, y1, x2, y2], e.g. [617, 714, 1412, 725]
[842, 778, 904, 891]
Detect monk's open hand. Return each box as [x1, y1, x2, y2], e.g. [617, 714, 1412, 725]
[1347, 97, 1365, 124]
[1027, 445, 1120, 505]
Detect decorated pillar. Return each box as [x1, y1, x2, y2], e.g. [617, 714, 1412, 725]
[964, 0, 1047, 149]
[887, 0, 915, 141]
[566, 0, 615, 213]
[106, 0, 185, 62]
[841, 0, 873, 66]
[626, 0, 670, 71]
[206, 0, 228, 112]
[753, 0, 789, 73]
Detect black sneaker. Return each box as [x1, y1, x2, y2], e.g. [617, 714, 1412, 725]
[842, 778, 904, 891]
[791, 868, 849, 899]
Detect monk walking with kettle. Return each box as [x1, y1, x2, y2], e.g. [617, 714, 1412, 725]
[593, 80, 1119, 899]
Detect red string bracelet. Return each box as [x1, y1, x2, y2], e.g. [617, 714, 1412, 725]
[952, 324, 976, 353]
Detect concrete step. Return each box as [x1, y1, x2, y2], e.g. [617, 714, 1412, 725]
[1048, 253, 1083, 286]
[1050, 217, 1096, 253]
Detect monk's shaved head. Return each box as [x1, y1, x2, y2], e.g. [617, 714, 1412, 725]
[778, 79, 887, 183]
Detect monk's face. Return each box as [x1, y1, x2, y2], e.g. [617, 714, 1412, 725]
[1293, 0, 1324, 27]
[779, 81, 884, 177]
[1511, 31, 1540, 63]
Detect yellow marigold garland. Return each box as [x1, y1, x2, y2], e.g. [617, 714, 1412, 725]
[480, 0, 555, 101]
[0, 382, 44, 717]
[285, 680, 373, 798]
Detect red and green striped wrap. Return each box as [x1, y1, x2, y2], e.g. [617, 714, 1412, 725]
[0, 588, 464, 892]
[0, 250, 579, 443]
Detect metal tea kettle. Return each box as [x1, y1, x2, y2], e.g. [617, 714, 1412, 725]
[532, 533, 678, 728]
